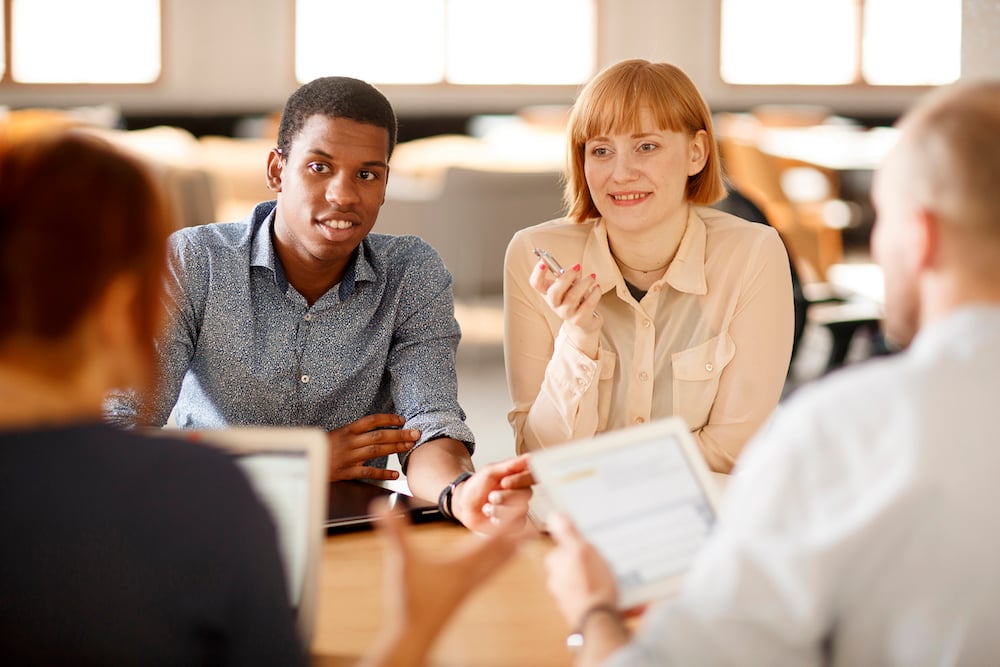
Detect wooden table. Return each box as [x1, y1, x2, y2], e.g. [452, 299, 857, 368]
[311, 522, 573, 667]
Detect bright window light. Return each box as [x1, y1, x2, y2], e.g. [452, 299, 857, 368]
[295, 0, 595, 85]
[295, 0, 445, 84]
[11, 0, 160, 83]
[0, 10, 5, 79]
[721, 0, 857, 85]
[720, 0, 961, 86]
[863, 0, 961, 85]
[445, 0, 594, 85]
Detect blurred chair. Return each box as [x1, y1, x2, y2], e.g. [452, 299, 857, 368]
[717, 134, 852, 283]
[376, 166, 564, 298]
[713, 186, 882, 374]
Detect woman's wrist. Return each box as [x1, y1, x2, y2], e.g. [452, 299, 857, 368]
[562, 323, 600, 359]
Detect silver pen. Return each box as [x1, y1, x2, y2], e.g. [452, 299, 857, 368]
[533, 248, 565, 275]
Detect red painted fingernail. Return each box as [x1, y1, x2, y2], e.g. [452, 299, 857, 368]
[571, 263, 581, 272]
[589, 273, 596, 279]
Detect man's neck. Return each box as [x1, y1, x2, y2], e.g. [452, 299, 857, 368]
[919, 270, 1000, 332]
[271, 236, 356, 306]
[281, 257, 347, 306]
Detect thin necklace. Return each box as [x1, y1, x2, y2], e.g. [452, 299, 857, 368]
[612, 253, 670, 274]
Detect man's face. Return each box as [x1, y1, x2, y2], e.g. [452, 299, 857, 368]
[871, 139, 921, 348]
[268, 114, 390, 275]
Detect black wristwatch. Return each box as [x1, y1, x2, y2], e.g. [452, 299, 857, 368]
[437, 471, 473, 523]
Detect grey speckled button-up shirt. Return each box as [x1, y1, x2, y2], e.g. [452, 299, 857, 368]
[108, 201, 474, 469]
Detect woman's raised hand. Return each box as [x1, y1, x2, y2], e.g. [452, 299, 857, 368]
[529, 259, 603, 356]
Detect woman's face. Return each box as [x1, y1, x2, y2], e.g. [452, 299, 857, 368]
[583, 108, 707, 234]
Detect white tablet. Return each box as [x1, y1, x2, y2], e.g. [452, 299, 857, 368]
[529, 417, 722, 610]
[149, 427, 328, 646]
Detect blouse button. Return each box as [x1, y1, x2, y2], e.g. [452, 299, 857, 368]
[301, 374, 310, 383]
[705, 363, 714, 372]
[639, 371, 649, 382]
[303, 313, 312, 321]
[635, 417, 646, 424]
[642, 319, 652, 328]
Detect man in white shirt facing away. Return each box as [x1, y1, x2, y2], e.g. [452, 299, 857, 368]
[543, 79, 1000, 667]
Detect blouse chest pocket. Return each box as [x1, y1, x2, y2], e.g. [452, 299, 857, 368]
[595, 349, 618, 432]
[671, 332, 735, 430]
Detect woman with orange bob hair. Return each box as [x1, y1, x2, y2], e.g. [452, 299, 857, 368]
[0, 130, 309, 663]
[504, 60, 794, 471]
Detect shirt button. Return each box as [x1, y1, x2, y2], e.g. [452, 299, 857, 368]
[300, 374, 310, 383]
[639, 371, 649, 382]
[303, 313, 312, 321]
[635, 417, 646, 424]
[577, 378, 586, 387]
[705, 363, 714, 372]
[642, 319, 652, 328]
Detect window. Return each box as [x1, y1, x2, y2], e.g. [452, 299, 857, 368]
[295, 0, 596, 86]
[1, 0, 161, 84]
[720, 0, 961, 86]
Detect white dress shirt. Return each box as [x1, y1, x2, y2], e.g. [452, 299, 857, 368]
[607, 306, 1000, 666]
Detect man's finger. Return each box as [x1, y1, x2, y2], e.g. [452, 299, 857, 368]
[329, 464, 403, 482]
[487, 487, 531, 508]
[478, 454, 530, 482]
[546, 512, 582, 543]
[363, 428, 421, 445]
[344, 413, 407, 434]
[499, 469, 535, 489]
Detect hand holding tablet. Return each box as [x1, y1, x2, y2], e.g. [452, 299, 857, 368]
[530, 417, 722, 610]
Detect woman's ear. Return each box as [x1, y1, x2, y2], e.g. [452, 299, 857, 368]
[92, 274, 149, 391]
[687, 130, 709, 176]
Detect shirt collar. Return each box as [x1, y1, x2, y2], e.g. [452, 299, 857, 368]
[909, 305, 1000, 358]
[583, 206, 708, 297]
[250, 209, 373, 302]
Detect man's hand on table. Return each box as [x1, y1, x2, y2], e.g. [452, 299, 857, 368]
[325, 414, 417, 482]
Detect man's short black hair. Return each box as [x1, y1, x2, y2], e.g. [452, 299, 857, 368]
[276, 76, 398, 158]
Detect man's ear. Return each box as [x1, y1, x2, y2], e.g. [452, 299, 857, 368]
[687, 130, 709, 176]
[265, 148, 284, 192]
[913, 206, 939, 271]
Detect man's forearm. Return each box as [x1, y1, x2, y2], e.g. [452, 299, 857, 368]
[404, 437, 473, 503]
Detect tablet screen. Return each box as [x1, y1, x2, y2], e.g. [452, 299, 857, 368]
[530, 418, 720, 609]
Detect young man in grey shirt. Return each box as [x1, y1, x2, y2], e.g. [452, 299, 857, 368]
[109, 76, 530, 533]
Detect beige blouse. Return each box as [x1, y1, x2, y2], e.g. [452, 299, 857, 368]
[503, 206, 794, 472]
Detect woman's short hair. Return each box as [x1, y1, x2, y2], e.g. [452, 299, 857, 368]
[564, 59, 726, 223]
[0, 131, 170, 383]
[277, 76, 399, 159]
